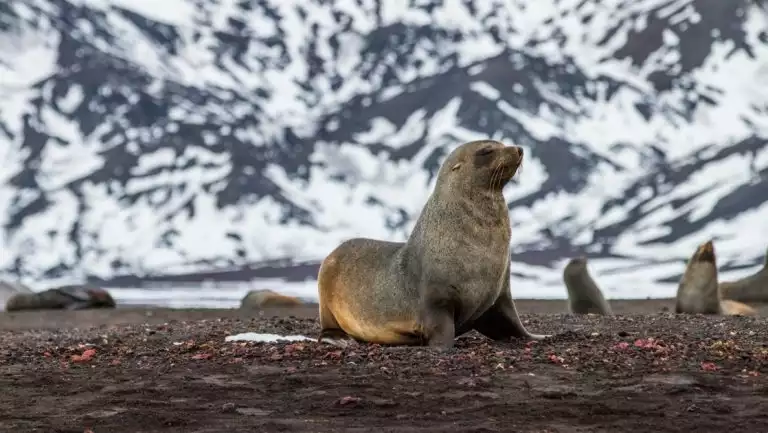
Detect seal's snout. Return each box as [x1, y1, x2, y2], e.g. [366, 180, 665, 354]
[568, 256, 587, 266]
[508, 146, 523, 168]
[695, 241, 716, 263]
[499, 145, 523, 165]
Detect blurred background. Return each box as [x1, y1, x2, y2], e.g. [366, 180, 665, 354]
[0, 0, 767, 308]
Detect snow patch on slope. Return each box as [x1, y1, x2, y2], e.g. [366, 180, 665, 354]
[0, 0, 767, 300]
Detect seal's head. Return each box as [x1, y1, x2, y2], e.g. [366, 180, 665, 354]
[5, 293, 37, 312]
[564, 256, 588, 275]
[693, 240, 716, 264]
[567, 256, 588, 267]
[437, 140, 524, 191]
[682, 240, 718, 287]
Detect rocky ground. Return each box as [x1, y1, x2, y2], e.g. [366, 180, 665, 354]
[1, 299, 767, 432]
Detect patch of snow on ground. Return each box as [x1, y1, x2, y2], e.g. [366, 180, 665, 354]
[224, 333, 313, 343]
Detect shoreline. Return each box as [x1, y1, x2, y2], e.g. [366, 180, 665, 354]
[2, 297, 766, 331]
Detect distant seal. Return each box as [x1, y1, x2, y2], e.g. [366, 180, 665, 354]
[240, 289, 304, 309]
[5, 285, 116, 312]
[674, 241, 756, 316]
[562, 257, 612, 315]
[719, 247, 768, 303]
[316, 140, 549, 349]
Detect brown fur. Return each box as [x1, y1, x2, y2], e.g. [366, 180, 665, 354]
[675, 241, 757, 316]
[317, 140, 549, 349]
[563, 257, 612, 315]
[719, 299, 757, 316]
[719, 248, 768, 303]
[5, 293, 42, 311]
[675, 241, 722, 314]
[240, 289, 304, 309]
[5, 286, 116, 312]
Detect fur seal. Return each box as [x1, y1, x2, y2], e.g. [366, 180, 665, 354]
[674, 241, 756, 316]
[240, 289, 304, 309]
[719, 247, 768, 303]
[316, 139, 549, 349]
[562, 257, 612, 315]
[5, 285, 116, 312]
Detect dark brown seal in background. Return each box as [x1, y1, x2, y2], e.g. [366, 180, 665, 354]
[5, 284, 116, 312]
[316, 139, 549, 349]
[675, 241, 756, 316]
[562, 257, 612, 315]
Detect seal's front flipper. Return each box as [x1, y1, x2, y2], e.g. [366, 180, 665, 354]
[473, 291, 551, 341]
[426, 313, 456, 350]
[420, 305, 456, 350]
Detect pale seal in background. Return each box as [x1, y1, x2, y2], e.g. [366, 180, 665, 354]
[675, 241, 756, 316]
[563, 257, 612, 315]
[719, 247, 768, 304]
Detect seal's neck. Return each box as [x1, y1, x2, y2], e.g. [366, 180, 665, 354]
[682, 262, 719, 297]
[452, 188, 509, 228]
[407, 185, 510, 244]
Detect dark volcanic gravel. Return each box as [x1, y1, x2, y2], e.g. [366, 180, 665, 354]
[1, 308, 767, 432]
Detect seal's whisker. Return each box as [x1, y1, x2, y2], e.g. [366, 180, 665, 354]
[490, 161, 502, 190]
[488, 161, 497, 189]
[511, 162, 522, 182]
[498, 161, 506, 189]
[498, 163, 505, 189]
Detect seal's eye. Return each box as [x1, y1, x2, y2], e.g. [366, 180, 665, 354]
[476, 147, 493, 156]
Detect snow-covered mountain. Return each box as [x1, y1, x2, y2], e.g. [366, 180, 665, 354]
[1, 0, 767, 299]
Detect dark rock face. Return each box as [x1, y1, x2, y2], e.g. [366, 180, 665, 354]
[0, 1, 767, 292]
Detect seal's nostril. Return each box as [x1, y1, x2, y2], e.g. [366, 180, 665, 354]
[517, 146, 524, 157]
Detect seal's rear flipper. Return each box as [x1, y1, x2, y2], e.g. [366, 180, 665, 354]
[55, 288, 91, 310]
[317, 328, 358, 348]
[473, 292, 551, 341]
[321, 339, 355, 348]
[65, 301, 91, 310]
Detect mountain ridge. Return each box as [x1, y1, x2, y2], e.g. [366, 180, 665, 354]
[1, 0, 767, 298]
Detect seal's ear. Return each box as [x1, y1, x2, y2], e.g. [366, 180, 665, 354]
[451, 163, 462, 171]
